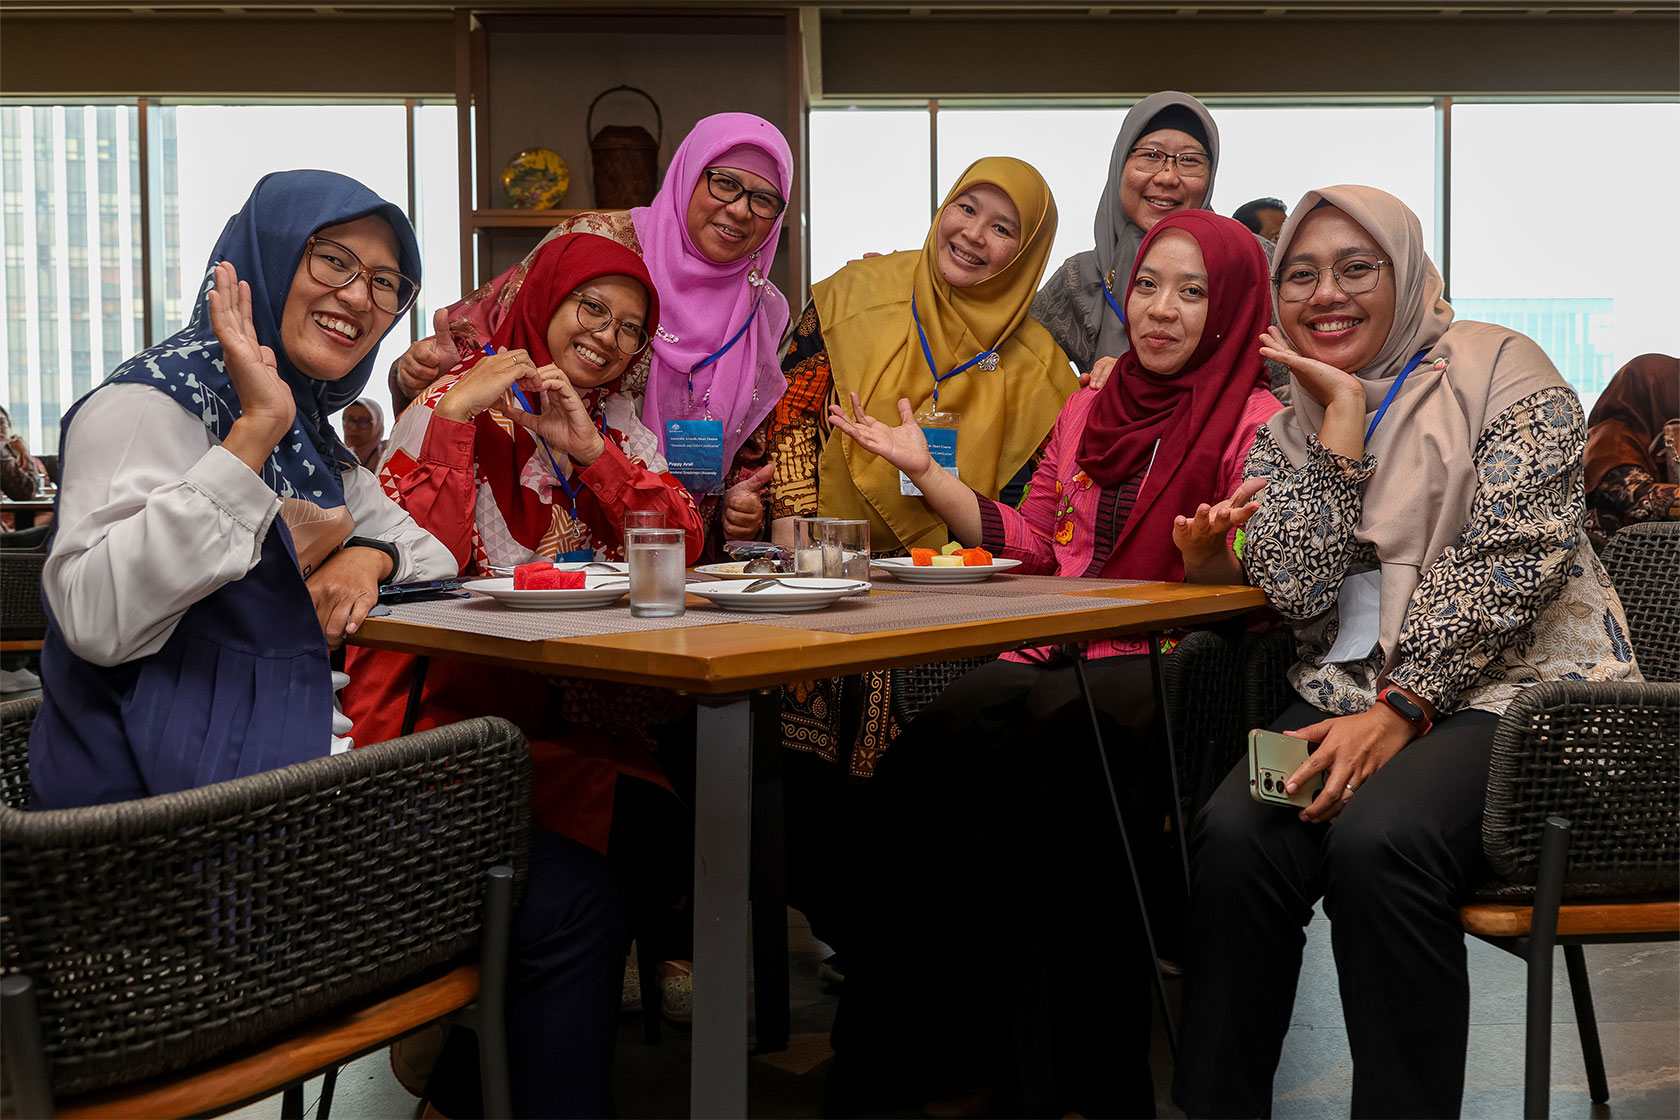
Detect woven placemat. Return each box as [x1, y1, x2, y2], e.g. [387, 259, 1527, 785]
[757, 589, 1146, 635]
[866, 573, 1152, 598]
[376, 593, 781, 641]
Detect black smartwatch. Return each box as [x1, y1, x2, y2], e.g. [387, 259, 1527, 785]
[343, 535, 401, 582]
[1377, 687, 1433, 737]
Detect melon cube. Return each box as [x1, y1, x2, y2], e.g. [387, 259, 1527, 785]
[911, 548, 937, 567]
[958, 547, 994, 566]
[930, 555, 964, 567]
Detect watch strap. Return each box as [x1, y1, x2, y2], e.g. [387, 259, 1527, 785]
[344, 535, 401, 582]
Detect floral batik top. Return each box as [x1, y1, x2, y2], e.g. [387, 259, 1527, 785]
[1241, 385, 1640, 716]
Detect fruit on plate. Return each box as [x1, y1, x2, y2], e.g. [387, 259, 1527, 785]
[910, 548, 938, 567]
[514, 562, 586, 590]
[930, 555, 964, 567]
[957, 546, 993, 566]
[939, 541, 963, 555]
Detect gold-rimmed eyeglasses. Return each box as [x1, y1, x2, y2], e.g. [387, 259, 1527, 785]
[569, 291, 652, 356]
[305, 236, 420, 316]
[1127, 147, 1211, 180]
[1273, 258, 1392, 302]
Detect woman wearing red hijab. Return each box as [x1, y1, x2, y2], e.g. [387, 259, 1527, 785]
[823, 212, 1281, 1117]
[344, 233, 702, 854]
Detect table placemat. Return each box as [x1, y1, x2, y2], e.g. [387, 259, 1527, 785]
[867, 573, 1151, 598]
[375, 593, 783, 641]
[756, 589, 1146, 635]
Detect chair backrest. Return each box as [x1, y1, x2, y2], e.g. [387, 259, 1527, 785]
[0, 714, 531, 1100]
[1, 528, 51, 645]
[1599, 521, 1680, 683]
[0, 695, 37, 809]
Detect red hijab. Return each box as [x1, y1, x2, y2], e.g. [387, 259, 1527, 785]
[1074, 211, 1271, 579]
[464, 232, 660, 550]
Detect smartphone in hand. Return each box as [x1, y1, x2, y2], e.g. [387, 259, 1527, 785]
[377, 578, 467, 605]
[1248, 729, 1326, 808]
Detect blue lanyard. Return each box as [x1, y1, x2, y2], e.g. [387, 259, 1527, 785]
[1364, 349, 1432, 446]
[686, 285, 765, 406]
[1101, 275, 1127, 330]
[912, 295, 1000, 409]
[486, 345, 599, 505]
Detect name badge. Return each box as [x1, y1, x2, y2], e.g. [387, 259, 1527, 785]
[665, 420, 725, 496]
[902, 410, 960, 497]
[1322, 568, 1383, 664]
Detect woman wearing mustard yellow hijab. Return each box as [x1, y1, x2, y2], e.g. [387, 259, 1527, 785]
[766, 157, 1076, 980]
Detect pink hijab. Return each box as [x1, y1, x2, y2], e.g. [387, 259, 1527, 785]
[631, 113, 793, 482]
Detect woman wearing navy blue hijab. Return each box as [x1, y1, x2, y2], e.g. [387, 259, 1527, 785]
[29, 169, 455, 808]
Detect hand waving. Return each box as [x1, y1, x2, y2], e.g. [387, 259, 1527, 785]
[828, 393, 934, 479]
[207, 261, 294, 472]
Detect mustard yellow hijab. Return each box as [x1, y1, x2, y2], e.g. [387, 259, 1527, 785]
[812, 156, 1075, 550]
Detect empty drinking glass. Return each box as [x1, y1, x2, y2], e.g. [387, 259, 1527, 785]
[626, 527, 687, 617]
[821, 519, 871, 581]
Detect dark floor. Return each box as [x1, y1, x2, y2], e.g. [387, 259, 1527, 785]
[230, 904, 1678, 1119]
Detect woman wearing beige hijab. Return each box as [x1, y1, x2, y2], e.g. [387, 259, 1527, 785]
[1171, 185, 1640, 1118]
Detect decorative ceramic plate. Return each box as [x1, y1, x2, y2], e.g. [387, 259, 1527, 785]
[687, 578, 870, 613]
[463, 574, 628, 610]
[501, 148, 570, 210]
[869, 557, 1023, 584]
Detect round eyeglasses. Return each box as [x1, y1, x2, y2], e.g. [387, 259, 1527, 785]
[1274, 258, 1391, 302]
[703, 169, 787, 220]
[570, 291, 652, 356]
[305, 236, 420, 316]
[1127, 147, 1211, 180]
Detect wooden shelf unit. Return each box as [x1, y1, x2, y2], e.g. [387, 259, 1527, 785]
[453, 9, 808, 304]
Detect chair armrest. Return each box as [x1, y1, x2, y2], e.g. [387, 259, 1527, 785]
[1481, 679, 1680, 893]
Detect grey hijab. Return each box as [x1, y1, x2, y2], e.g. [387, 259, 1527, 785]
[1075, 91, 1221, 361]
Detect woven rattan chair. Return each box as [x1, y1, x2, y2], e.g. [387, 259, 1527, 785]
[0, 697, 532, 1120]
[0, 528, 50, 653]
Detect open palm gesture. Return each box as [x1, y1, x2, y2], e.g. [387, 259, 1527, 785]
[828, 393, 934, 479]
[206, 260, 294, 440]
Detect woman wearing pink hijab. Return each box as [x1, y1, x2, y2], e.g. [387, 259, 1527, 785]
[388, 112, 794, 559]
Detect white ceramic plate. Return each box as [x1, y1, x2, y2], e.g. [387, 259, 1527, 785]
[687, 577, 869, 613]
[870, 557, 1023, 584]
[692, 561, 793, 581]
[462, 574, 631, 610]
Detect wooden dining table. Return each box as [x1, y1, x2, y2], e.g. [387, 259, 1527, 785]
[349, 575, 1267, 1118]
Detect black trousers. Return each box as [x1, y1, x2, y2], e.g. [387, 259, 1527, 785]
[1173, 700, 1499, 1119]
[831, 654, 1165, 1118]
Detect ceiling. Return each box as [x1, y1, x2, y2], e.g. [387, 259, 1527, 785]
[3, 1, 1674, 15]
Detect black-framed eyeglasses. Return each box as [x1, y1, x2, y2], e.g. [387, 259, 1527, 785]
[342, 415, 375, 428]
[570, 290, 652, 356]
[305, 236, 420, 316]
[702, 169, 787, 220]
[1273, 258, 1392, 302]
[1127, 146, 1211, 179]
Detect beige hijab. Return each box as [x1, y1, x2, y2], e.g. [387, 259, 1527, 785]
[813, 156, 1074, 551]
[1267, 185, 1567, 680]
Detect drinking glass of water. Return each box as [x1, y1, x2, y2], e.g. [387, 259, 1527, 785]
[793, 516, 833, 577]
[821, 519, 871, 581]
[624, 510, 666, 530]
[627, 527, 687, 617]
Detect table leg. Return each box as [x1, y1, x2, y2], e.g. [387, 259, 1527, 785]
[1147, 631, 1192, 892]
[691, 694, 754, 1119]
[749, 690, 790, 1054]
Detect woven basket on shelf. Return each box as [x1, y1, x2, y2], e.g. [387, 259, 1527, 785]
[587, 85, 662, 208]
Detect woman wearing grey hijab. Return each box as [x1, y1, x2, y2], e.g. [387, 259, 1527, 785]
[1030, 91, 1223, 373]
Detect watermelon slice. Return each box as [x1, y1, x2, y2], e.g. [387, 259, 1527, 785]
[522, 569, 587, 590]
[513, 561, 554, 590]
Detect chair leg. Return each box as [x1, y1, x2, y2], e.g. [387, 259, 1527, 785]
[1563, 944, 1610, 1103]
[639, 940, 663, 1044]
[476, 864, 516, 1120]
[281, 1083, 306, 1120]
[1, 975, 56, 1120]
[316, 1066, 339, 1119]
[1523, 817, 1571, 1120]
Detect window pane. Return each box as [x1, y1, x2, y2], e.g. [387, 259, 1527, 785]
[1451, 102, 1680, 412]
[809, 108, 933, 287]
[0, 104, 142, 454]
[413, 102, 462, 341]
[168, 104, 417, 392]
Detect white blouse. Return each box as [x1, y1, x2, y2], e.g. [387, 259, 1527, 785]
[45, 383, 455, 668]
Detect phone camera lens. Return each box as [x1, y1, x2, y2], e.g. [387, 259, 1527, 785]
[1262, 774, 1274, 792]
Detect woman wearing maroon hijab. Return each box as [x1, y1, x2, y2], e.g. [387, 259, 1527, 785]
[825, 212, 1281, 1117]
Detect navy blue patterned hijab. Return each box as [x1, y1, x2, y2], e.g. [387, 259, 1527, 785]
[103, 170, 420, 508]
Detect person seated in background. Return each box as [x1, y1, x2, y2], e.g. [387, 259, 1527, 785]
[340, 395, 388, 469]
[386, 112, 794, 563]
[1584, 352, 1679, 542]
[823, 211, 1280, 1119]
[28, 170, 623, 1119]
[342, 230, 701, 1054]
[1171, 185, 1640, 1119]
[1233, 195, 1289, 239]
[1, 403, 48, 507]
[764, 156, 1075, 979]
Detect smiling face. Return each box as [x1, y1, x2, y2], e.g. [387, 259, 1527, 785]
[279, 216, 401, 383]
[1120, 128, 1212, 235]
[1278, 206, 1397, 376]
[685, 164, 782, 264]
[342, 402, 376, 449]
[934, 182, 1021, 288]
[545, 274, 650, 389]
[1125, 229, 1210, 377]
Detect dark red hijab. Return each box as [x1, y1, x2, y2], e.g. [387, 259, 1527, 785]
[1074, 211, 1271, 579]
[465, 232, 659, 549]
